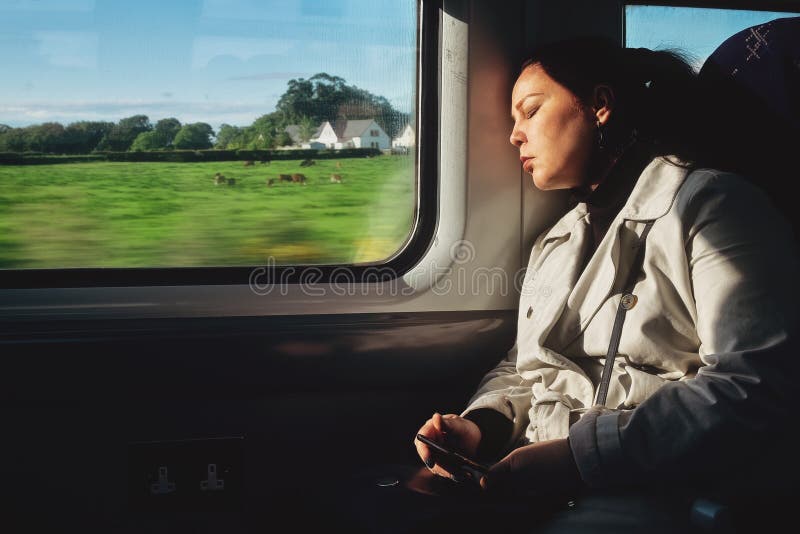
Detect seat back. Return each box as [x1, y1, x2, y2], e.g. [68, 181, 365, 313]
[697, 16, 800, 242]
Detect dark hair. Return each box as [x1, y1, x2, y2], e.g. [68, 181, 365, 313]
[520, 36, 702, 164]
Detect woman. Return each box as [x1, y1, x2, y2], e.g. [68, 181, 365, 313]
[414, 36, 797, 519]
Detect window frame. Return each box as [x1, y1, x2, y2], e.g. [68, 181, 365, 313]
[623, 1, 800, 14]
[623, 1, 800, 60]
[0, 0, 440, 289]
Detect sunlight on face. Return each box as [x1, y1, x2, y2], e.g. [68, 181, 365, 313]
[509, 64, 596, 191]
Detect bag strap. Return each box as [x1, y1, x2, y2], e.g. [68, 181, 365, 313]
[593, 220, 655, 407]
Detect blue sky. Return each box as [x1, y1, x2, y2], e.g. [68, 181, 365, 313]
[0, 0, 417, 130]
[1, 2, 795, 131]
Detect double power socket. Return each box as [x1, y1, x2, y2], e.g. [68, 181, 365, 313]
[129, 436, 243, 513]
[150, 462, 225, 495]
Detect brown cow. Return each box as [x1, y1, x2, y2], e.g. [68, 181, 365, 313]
[243, 160, 254, 167]
[279, 174, 292, 182]
[291, 173, 307, 184]
[330, 174, 342, 183]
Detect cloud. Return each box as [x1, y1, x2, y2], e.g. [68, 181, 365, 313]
[0, 100, 275, 128]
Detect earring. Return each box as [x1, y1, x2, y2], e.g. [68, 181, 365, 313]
[596, 121, 606, 150]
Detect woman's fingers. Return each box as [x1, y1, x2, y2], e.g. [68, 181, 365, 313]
[413, 413, 463, 480]
[413, 434, 456, 478]
[413, 426, 434, 467]
[414, 417, 445, 466]
[431, 412, 445, 434]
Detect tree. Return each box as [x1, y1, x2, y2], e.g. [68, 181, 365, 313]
[247, 114, 281, 149]
[24, 122, 67, 153]
[214, 124, 244, 149]
[0, 127, 26, 152]
[154, 118, 182, 147]
[276, 78, 315, 122]
[0, 121, 115, 154]
[173, 122, 214, 150]
[130, 131, 164, 151]
[297, 116, 316, 143]
[129, 118, 182, 151]
[64, 121, 114, 153]
[275, 131, 292, 147]
[97, 115, 152, 151]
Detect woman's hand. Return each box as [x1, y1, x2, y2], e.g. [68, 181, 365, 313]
[480, 438, 585, 497]
[413, 412, 481, 480]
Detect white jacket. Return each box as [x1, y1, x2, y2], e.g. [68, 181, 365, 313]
[464, 156, 798, 488]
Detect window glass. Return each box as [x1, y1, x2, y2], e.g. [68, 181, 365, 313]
[0, 0, 418, 269]
[625, 5, 796, 70]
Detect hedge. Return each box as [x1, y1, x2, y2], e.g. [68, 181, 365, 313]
[0, 153, 106, 165]
[0, 148, 383, 165]
[97, 147, 381, 162]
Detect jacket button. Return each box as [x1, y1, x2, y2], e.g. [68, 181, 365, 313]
[621, 293, 638, 310]
[526, 306, 533, 318]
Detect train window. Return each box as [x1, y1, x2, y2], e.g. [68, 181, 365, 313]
[625, 4, 797, 68]
[0, 0, 425, 286]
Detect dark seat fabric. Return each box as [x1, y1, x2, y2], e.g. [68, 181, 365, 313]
[697, 16, 800, 243]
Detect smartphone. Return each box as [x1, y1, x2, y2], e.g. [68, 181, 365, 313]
[416, 433, 490, 482]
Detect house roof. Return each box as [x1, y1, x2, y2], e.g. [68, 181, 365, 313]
[311, 119, 383, 141]
[336, 119, 377, 140]
[284, 125, 302, 145]
[311, 123, 326, 139]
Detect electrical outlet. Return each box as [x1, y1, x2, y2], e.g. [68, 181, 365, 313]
[150, 466, 176, 495]
[200, 463, 224, 492]
[128, 436, 244, 517]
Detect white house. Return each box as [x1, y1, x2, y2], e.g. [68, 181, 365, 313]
[306, 119, 391, 150]
[392, 124, 415, 148]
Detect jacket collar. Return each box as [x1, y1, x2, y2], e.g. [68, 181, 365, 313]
[541, 156, 690, 242]
[540, 203, 588, 243]
[619, 156, 690, 221]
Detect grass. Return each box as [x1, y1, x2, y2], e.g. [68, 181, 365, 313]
[0, 156, 416, 269]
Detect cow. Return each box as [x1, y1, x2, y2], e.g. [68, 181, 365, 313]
[214, 173, 227, 185]
[330, 174, 343, 184]
[279, 174, 293, 182]
[291, 173, 307, 184]
[267, 178, 275, 187]
[299, 159, 315, 167]
[243, 160, 255, 167]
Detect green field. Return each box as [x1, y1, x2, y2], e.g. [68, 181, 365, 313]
[0, 156, 415, 269]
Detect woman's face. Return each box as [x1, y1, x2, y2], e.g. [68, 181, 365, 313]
[510, 64, 597, 191]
